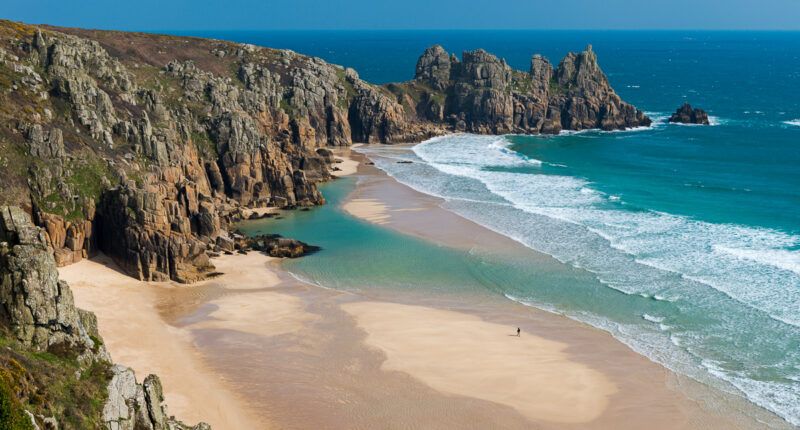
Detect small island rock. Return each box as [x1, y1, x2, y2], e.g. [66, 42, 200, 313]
[669, 103, 710, 125]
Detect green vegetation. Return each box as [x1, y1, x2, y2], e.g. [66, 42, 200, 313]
[382, 81, 448, 115]
[279, 98, 301, 119]
[0, 361, 35, 430]
[430, 91, 447, 106]
[0, 332, 111, 430]
[131, 65, 179, 93]
[549, 78, 568, 95]
[334, 68, 357, 107]
[508, 70, 535, 94]
[191, 130, 218, 159]
[36, 152, 115, 221]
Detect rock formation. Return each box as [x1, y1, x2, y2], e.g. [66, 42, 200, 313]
[0, 20, 650, 282]
[392, 43, 651, 134]
[0, 205, 209, 429]
[104, 366, 210, 430]
[669, 103, 710, 125]
[0, 206, 99, 359]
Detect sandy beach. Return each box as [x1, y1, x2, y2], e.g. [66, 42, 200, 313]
[59, 254, 273, 429]
[342, 301, 617, 424]
[58, 148, 790, 430]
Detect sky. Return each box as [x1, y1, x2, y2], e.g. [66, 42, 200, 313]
[4, 0, 800, 31]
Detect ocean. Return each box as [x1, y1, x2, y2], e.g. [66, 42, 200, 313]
[186, 30, 800, 426]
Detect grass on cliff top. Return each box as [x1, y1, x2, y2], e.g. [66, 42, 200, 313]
[508, 70, 535, 94]
[0, 331, 111, 430]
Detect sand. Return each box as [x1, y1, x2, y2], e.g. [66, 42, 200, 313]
[187, 291, 317, 338]
[331, 144, 361, 176]
[342, 301, 617, 424]
[341, 197, 391, 224]
[52, 146, 789, 430]
[59, 254, 273, 429]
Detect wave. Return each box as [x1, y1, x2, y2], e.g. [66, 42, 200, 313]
[714, 246, 800, 276]
[355, 134, 800, 426]
[783, 119, 800, 127]
[642, 313, 665, 323]
[372, 135, 800, 326]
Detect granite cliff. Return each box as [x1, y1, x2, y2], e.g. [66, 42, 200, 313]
[0, 21, 649, 284]
[386, 44, 651, 134]
[0, 206, 208, 429]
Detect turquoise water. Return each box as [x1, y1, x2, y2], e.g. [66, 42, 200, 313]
[211, 31, 800, 425]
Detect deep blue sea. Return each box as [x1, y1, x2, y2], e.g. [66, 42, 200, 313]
[176, 30, 800, 426]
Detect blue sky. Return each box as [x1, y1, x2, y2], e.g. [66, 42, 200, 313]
[4, 0, 799, 30]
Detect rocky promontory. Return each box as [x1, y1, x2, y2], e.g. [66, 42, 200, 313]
[669, 103, 710, 125]
[388, 44, 651, 134]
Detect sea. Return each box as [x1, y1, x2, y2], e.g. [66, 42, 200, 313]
[173, 30, 800, 427]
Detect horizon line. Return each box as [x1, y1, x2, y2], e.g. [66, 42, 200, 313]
[18, 21, 800, 33]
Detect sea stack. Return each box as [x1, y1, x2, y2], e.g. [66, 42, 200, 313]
[669, 103, 710, 125]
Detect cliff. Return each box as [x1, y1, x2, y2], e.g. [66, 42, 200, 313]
[0, 21, 648, 282]
[386, 44, 651, 134]
[0, 206, 208, 429]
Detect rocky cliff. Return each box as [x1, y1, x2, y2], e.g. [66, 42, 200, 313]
[0, 20, 413, 282]
[386, 44, 651, 134]
[0, 206, 208, 429]
[0, 21, 649, 282]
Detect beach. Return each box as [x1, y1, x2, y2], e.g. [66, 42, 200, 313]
[59, 147, 790, 430]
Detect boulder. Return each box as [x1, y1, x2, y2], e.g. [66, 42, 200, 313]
[669, 103, 710, 125]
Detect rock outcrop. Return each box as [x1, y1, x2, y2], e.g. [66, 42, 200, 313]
[0, 205, 209, 429]
[104, 365, 210, 430]
[669, 103, 710, 125]
[393, 44, 650, 134]
[0, 206, 99, 359]
[233, 233, 320, 258]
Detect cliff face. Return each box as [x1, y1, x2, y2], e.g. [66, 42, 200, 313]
[0, 21, 649, 282]
[0, 206, 207, 429]
[0, 21, 418, 282]
[391, 44, 651, 135]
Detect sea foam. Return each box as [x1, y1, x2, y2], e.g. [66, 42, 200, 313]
[355, 134, 800, 426]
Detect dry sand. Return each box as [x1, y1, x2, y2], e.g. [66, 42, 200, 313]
[331, 144, 361, 176]
[59, 254, 272, 429]
[241, 206, 277, 218]
[342, 301, 618, 424]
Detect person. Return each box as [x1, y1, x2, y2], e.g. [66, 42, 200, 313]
[516, 327, 521, 337]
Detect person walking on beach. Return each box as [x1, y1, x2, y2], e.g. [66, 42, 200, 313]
[516, 327, 521, 337]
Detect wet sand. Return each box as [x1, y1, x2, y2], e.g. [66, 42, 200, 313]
[341, 301, 617, 424]
[60, 147, 792, 430]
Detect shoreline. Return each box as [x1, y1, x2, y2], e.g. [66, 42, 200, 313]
[335, 146, 792, 429]
[61, 147, 792, 430]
